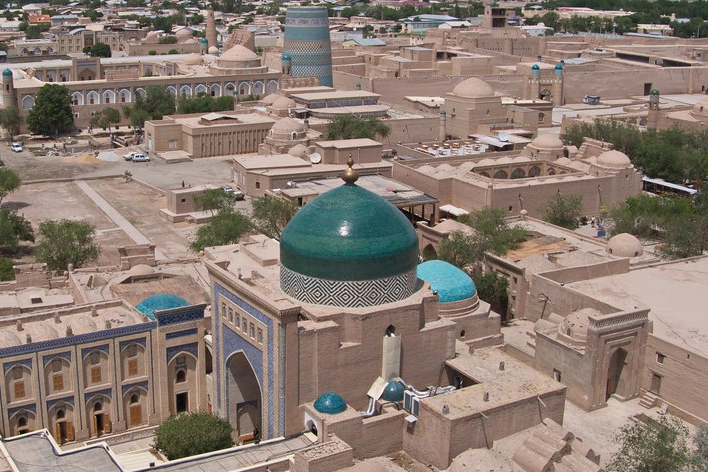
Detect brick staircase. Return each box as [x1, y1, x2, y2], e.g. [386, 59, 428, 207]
[638, 391, 659, 409]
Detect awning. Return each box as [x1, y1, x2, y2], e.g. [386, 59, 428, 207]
[439, 204, 469, 216]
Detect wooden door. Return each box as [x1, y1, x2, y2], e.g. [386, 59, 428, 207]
[129, 405, 142, 426]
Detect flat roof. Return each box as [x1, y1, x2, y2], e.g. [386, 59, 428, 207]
[568, 256, 708, 357]
[290, 90, 381, 101]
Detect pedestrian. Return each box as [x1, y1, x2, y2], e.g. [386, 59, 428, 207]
[253, 427, 260, 444]
[181, 180, 185, 188]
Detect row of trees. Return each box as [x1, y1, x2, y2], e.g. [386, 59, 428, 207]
[562, 120, 708, 187]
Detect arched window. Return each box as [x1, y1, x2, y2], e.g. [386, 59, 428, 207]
[130, 393, 139, 404]
[176, 370, 186, 383]
[529, 166, 541, 177]
[494, 170, 508, 179]
[511, 168, 525, 179]
[385, 325, 396, 337]
[94, 401, 102, 412]
[57, 409, 65, 420]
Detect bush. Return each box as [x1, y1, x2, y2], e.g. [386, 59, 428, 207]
[153, 411, 233, 460]
[168, 49, 178, 54]
[148, 50, 157, 55]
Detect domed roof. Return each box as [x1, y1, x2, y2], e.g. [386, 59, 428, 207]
[271, 117, 306, 135]
[2, 68, 12, 78]
[417, 260, 477, 303]
[531, 134, 564, 150]
[175, 28, 192, 39]
[129, 264, 155, 276]
[280, 183, 419, 282]
[693, 97, 708, 113]
[184, 38, 197, 44]
[208, 46, 219, 55]
[451, 78, 494, 99]
[33, 324, 59, 342]
[559, 308, 600, 343]
[555, 63, 563, 70]
[382, 381, 405, 402]
[136, 293, 190, 321]
[282, 52, 291, 61]
[271, 95, 297, 110]
[183, 53, 202, 65]
[313, 392, 347, 414]
[200, 37, 208, 44]
[0, 329, 22, 347]
[289, 143, 309, 159]
[221, 44, 258, 61]
[532, 64, 540, 70]
[607, 233, 643, 258]
[70, 315, 97, 333]
[650, 89, 660, 96]
[597, 150, 631, 168]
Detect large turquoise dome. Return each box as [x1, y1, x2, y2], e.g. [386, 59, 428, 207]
[279, 165, 419, 307]
[281, 185, 418, 281]
[417, 260, 477, 303]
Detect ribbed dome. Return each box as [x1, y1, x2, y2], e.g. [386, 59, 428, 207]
[280, 184, 418, 282]
[417, 260, 477, 303]
[271, 117, 306, 135]
[597, 150, 631, 168]
[607, 233, 643, 258]
[531, 134, 563, 150]
[451, 78, 494, 98]
[314, 392, 347, 414]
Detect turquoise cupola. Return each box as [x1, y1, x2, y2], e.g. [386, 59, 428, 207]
[314, 392, 347, 414]
[279, 157, 419, 307]
[417, 260, 477, 303]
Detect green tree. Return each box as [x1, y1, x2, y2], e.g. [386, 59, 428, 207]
[250, 196, 298, 239]
[190, 208, 252, 252]
[123, 86, 175, 130]
[437, 230, 476, 268]
[25, 25, 41, 39]
[0, 256, 13, 281]
[542, 193, 583, 229]
[0, 209, 34, 253]
[472, 267, 509, 319]
[88, 42, 111, 57]
[177, 93, 233, 114]
[153, 411, 233, 461]
[159, 35, 177, 44]
[326, 115, 391, 141]
[35, 219, 100, 271]
[89, 107, 121, 132]
[694, 424, 708, 471]
[607, 413, 695, 472]
[0, 168, 21, 206]
[27, 84, 74, 136]
[193, 188, 232, 215]
[0, 106, 23, 140]
[462, 206, 526, 259]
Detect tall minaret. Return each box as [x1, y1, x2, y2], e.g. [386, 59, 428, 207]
[206, 6, 217, 51]
[1, 68, 16, 108]
[647, 89, 660, 131]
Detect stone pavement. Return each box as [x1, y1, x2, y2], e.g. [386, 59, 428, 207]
[74, 180, 167, 260]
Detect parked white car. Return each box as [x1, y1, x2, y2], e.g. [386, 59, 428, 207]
[131, 153, 150, 162]
[11, 142, 23, 152]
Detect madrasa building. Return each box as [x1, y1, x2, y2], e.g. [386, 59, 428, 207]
[205, 159, 568, 469]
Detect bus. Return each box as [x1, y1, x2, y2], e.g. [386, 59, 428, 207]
[642, 176, 698, 198]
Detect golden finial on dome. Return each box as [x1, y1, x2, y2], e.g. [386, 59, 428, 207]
[341, 153, 359, 185]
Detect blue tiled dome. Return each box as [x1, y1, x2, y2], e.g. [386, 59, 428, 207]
[555, 64, 563, 70]
[417, 260, 477, 303]
[531, 64, 540, 70]
[382, 381, 405, 402]
[282, 52, 291, 62]
[136, 293, 190, 320]
[2, 68, 11, 78]
[280, 184, 418, 281]
[314, 392, 347, 414]
[200, 37, 208, 44]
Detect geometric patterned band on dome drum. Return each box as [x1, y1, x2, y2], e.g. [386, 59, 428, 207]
[280, 266, 417, 308]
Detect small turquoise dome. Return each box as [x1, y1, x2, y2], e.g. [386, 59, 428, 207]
[314, 392, 347, 414]
[555, 64, 563, 70]
[136, 293, 190, 320]
[382, 381, 405, 402]
[200, 38, 208, 44]
[282, 52, 291, 62]
[650, 89, 660, 96]
[532, 64, 540, 70]
[2, 68, 11, 78]
[280, 184, 418, 281]
[417, 260, 477, 303]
